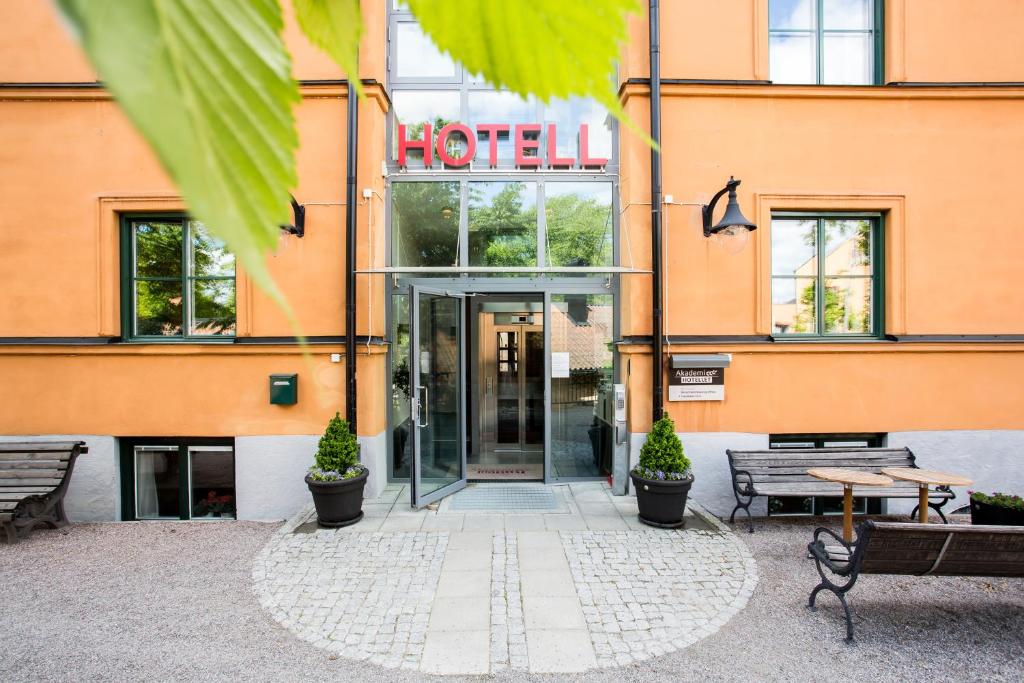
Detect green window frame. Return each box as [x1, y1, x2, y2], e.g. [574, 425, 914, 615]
[119, 214, 236, 341]
[768, 0, 884, 85]
[770, 212, 884, 339]
[119, 437, 236, 521]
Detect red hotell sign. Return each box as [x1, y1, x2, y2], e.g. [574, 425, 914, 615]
[397, 122, 608, 169]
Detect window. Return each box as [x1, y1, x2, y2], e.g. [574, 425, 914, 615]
[771, 214, 881, 337]
[769, 0, 882, 85]
[391, 182, 461, 267]
[120, 438, 236, 520]
[121, 216, 236, 340]
[468, 182, 538, 267]
[768, 434, 885, 516]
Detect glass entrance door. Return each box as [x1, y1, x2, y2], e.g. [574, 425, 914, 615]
[410, 286, 467, 507]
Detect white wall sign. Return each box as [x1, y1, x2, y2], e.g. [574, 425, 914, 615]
[551, 352, 571, 378]
[668, 368, 725, 401]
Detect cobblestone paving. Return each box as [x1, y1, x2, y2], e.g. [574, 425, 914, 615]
[253, 530, 446, 669]
[253, 505, 758, 674]
[563, 529, 758, 668]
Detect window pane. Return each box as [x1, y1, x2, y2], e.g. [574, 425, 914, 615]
[771, 219, 817, 276]
[823, 32, 873, 84]
[468, 91, 536, 162]
[770, 33, 817, 84]
[135, 446, 180, 519]
[545, 182, 613, 267]
[191, 279, 236, 335]
[391, 182, 461, 268]
[824, 277, 872, 333]
[550, 294, 614, 478]
[394, 21, 457, 78]
[392, 90, 461, 163]
[134, 221, 182, 277]
[190, 221, 234, 276]
[136, 280, 183, 336]
[770, 0, 816, 29]
[772, 277, 817, 334]
[468, 182, 538, 268]
[823, 219, 873, 275]
[542, 98, 612, 162]
[823, 0, 873, 29]
[391, 294, 411, 479]
[189, 446, 235, 519]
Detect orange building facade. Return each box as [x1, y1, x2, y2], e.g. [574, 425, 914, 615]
[1, 0, 1022, 521]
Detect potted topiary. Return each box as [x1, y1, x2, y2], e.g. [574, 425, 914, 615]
[630, 415, 693, 528]
[305, 413, 367, 527]
[969, 491, 1024, 526]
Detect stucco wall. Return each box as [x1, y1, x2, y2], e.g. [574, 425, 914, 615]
[235, 430, 387, 521]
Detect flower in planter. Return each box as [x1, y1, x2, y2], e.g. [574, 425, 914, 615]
[970, 491, 1024, 511]
[633, 415, 691, 480]
[308, 413, 365, 482]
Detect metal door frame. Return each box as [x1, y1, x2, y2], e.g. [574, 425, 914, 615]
[410, 285, 468, 508]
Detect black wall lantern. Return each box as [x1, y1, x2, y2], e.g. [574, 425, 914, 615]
[280, 195, 305, 237]
[702, 176, 756, 237]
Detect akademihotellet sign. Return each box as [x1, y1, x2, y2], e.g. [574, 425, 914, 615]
[397, 122, 608, 169]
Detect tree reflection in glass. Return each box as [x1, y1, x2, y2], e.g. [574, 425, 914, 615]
[391, 182, 461, 268]
[468, 182, 537, 269]
[544, 182, 613, 268]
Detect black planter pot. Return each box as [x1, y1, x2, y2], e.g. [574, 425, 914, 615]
[970, 498, 1024, 526]
[306, 468, 368, 528]
[630, 471, 694, 528]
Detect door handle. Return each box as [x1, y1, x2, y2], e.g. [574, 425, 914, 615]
[417, 385, 429, 428]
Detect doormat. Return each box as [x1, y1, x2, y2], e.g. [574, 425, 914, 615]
[467, 464, 543, 481]
[446, 485, 560, 512]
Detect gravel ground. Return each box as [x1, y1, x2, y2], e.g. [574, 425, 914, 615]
[1, 515, 1021, 682]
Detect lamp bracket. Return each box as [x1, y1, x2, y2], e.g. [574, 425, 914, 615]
[281, 195, 305, 237]
[701, 177, 741, 237]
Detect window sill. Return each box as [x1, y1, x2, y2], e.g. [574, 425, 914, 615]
[770, 336, 888, 343]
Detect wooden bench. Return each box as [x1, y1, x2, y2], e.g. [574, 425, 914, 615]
[808, 521, 1024, 640]
[726, 447, 955, 532]
[0, 441, 87, 544]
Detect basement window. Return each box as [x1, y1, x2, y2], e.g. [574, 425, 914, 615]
[119, 438, 236, 520]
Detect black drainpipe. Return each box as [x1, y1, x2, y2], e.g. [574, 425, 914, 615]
[649, 0, 664, 422]
[345, 81, 359, 432]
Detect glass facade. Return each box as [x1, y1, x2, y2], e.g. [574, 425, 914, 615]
[386, 8, 618, 485]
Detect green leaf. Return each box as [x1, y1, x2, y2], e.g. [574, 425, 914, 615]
[293, 0, 363, 97]
[54, 0, 300, 317]
[405, 0, 650, 144]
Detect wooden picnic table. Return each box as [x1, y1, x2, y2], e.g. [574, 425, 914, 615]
[807, 468, 894, 542]
[881, 467, 973, 524]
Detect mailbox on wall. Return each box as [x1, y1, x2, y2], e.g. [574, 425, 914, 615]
[269, 374, 298, 405]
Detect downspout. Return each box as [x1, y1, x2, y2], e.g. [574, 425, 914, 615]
[649, 0, 664, 422]
[345, 80, 359, 431]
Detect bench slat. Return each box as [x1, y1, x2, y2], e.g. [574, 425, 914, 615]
[0, 486, 58, 494]
[0, 512, 13, 521]
[858, 523, 1024, 578]
[735, 458, 911, 468]
[754, 484, 952, 498]
[0, 501, 17, 511]
[0, 442, 82, 452]
[0, 469, 67, 479]
[0, 490, 51, 501]
[0, 452, 73, 462]
[748, 474, 919, 484]
[0, 478, 65, 487]
[0, 461, 69, 470]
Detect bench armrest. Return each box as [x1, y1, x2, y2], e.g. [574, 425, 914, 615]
[732, 469, 755, 497]
[808, 527, 855, 576]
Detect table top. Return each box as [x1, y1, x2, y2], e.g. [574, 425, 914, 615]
[806, 468, 894, 486]
[881, 467, 973, 487]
